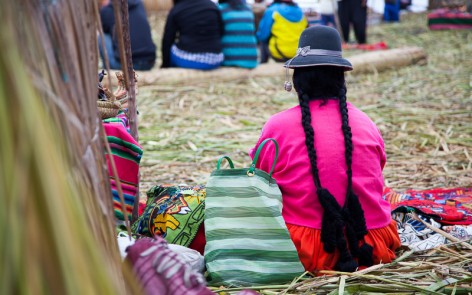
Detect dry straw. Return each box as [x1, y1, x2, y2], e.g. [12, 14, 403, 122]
[136, 11, 471, 293]
[138, 12, 471, 193]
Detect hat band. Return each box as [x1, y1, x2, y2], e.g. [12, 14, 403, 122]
[284, 46, 346, 81]
[296, 46, 342, 58]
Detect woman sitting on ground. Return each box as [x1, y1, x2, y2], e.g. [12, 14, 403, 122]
[250, 26, 401, 272]
[161, 0, 224, 70]
[218, 0, 258, 69]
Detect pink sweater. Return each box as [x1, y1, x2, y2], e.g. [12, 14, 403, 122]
[250, 100, 392, 230]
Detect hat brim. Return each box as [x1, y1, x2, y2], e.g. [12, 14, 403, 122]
[284, 56, 353, 71]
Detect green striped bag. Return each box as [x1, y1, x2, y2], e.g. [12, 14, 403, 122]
[204, 138, 305, 287]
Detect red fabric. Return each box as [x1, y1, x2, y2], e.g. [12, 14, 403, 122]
[342, 41, 388, 51]
[188, 224, 206, 255]
[287, 220, 400, 273]
[138, 198, 147, 217]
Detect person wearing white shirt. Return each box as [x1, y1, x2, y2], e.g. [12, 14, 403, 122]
[318, 0, 337, 27]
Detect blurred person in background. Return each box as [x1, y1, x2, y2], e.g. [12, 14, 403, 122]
[256, 0, 307, 63]
[161, 0, 224, 70]
[337, 0, 367, 44]
[218, 0, 259, 69]
[252, 0, 268, 31]
[384, 0, 401, 22]
[99, 0, 157, 71]
[318, 0, 337, 27]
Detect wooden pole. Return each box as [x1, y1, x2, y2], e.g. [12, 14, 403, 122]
[112, 0, 127, 79]
[113, 0, 140, 223]
[118, 0, 138, 141]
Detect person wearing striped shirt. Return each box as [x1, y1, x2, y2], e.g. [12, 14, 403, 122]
[218, 0, 259, 69]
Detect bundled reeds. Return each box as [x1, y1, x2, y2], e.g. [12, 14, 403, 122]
[0, 1, 139, 294]
[137, 47, 427, 86]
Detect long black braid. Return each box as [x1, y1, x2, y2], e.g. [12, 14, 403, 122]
[338, 86, 373, 266]
[293, 66, 373, 271]
[299, 94, 322, 189]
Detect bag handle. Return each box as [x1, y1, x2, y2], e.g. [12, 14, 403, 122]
[248, 138, 279, 177]
[216, 155, 235, 169]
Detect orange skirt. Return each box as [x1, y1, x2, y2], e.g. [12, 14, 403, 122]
[287, 219, 401, 272]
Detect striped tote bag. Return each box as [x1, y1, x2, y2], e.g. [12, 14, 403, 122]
[204, 138, 305, 286]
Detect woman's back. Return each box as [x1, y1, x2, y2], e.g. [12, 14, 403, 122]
[251, 25, 400, 273]
[161, 0, 224, 68]
[251, 99, 391, 230]
[167, 0, 223, 53]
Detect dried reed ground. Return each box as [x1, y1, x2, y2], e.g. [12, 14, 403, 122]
[130, 11, 472, 294]
[137, 12, 471, 194]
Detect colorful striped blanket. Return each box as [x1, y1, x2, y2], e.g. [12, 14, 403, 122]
[103, 113, 143, 221]
[428, 9, 472, 30]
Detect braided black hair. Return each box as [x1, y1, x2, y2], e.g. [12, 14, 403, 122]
[339, 87, 374, 266]
[293, 66, 373, 272]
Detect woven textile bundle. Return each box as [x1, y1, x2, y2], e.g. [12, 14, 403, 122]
[103, 114, 143, 221]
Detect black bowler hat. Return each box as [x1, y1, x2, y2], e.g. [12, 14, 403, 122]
[284, 25, 352, 71]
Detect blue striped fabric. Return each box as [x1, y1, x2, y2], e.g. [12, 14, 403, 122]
[218, 3, 258, 69]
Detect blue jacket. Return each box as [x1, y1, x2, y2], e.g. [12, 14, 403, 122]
[256, 2, 304, 43]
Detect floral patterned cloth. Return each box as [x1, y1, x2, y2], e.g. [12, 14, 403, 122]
[132, 185, 206, 247]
